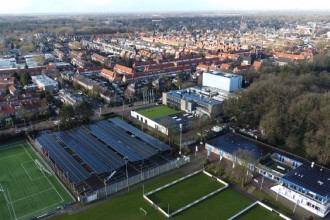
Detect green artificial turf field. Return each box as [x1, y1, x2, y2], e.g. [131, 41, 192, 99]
[0, 141, 74, 220]
[147, 172, 224, 213]
[234, 204, 284, 220]
[137, 105, 181, 119]
[50, 172, 253, 220]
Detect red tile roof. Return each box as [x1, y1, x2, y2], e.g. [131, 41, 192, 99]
[253, 61, 262, 70]
[100, 68, 120, 79]
[0, 77, 15, 85]
[8, 85, 16, 92]
[114, 64, 133, 74]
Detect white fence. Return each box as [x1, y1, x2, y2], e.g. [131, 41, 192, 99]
[144, 169, 229, 218]
[228, 201, 292, 220]
[81, 156, 190, 204]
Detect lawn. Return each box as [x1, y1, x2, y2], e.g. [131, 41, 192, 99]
[234, 204, 284, 220]
[137, 105, 181, 119]
[50, 172, 253, 220]
[147, 172, 224, 212]
[0, 141, 74, 220]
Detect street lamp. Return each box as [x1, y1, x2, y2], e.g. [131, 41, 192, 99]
[140, 164, 143, 181]
[179, 123, 182, 155]
[122, 98, 125, 120]
[124, 157, 129, 192]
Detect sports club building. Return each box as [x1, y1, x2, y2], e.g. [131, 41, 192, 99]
[272, 163, 330, 217]
[205, 132, 330, 217]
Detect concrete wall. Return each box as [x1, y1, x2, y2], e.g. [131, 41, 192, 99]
[131, 110, 168, 135]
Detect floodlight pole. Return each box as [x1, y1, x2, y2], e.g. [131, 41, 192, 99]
[179, 123, 182, 155]
[125, 157, 129, 192]
[276, 187, 280, 201]
[260, 176, 264, 190]
[104, 179, 107, 197]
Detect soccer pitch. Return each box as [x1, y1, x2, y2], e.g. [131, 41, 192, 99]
[0, 141, 74, 220]
[234, 204, 284, 220]
[137, 105, 181, 119]
[50, 172, 254, 220]
[147, 172, 224, 213]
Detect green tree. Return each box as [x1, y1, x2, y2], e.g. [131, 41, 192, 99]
[75, 101, 93, 123]
[60, 105, 75, 128]
[20, 73, 29, 86]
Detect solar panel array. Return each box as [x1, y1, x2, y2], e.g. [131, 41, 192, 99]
[54, 131, 111, 174]
[109, 118, 171, 151]
[68, 128, 125, 170]
[35, 118, 171, 184]
[84, 124, 143, 162]
[35, 134, 90, 184]
[96, 120, 158, 159]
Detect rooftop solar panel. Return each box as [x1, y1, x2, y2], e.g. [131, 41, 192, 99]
[68, 128, 125, 170]
[109, 118, 171, 151]
[35, 134, 90, 184]
[84, 124, 143, 162]
[96, 121, 157, 159]
[54, 131, 111, 174]
[281, 163, 330, 198]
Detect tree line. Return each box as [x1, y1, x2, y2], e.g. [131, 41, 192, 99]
[224, 71, 330, 165]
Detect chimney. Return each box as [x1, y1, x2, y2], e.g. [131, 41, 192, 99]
[311, 162, 314, 168]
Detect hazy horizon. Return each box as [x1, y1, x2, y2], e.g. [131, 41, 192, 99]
[0, 0, 330, 14]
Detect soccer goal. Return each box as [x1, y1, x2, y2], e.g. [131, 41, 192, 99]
[35, 159, 52, 176]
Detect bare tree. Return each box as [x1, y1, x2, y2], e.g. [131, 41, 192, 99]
[233, 148, 256, 187]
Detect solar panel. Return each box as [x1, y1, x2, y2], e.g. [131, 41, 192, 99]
[54, 131, 111, 174]
[96, 121, 157, 159]
[35, 134, 90, 184]
[282, 163, 330, 198]
[84, 124, 143, 162]
[68, 128, 125, 170]
[109, 118, 171, 151]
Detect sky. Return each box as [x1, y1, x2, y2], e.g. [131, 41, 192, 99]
[0, 0, 329, 14]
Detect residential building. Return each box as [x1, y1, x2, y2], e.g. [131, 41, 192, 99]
[8, 85, 19, 96]
[233, 65, 251, 74]
[59, 90, 83, 106]
[114, 64, 134, 75]
[100, 68, 122, 83]
[31, 75, 58, 91]
[91, 53, 107, 64]
[0, 77, 15, 85]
